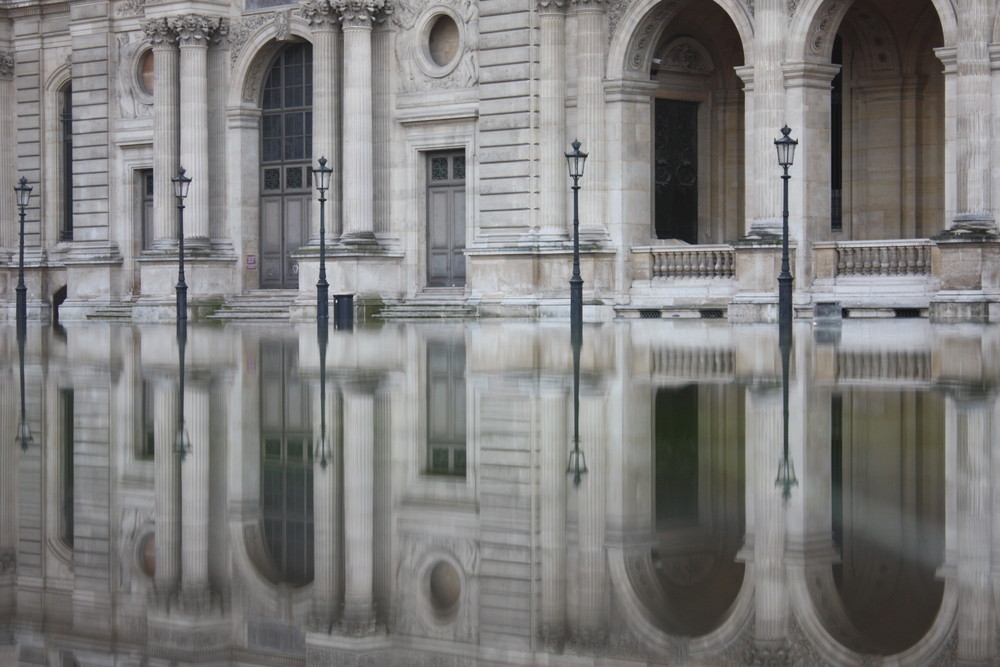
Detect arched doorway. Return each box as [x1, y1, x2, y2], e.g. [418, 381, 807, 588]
[829, 0, 944, 240]
[649, 1, 745, 244]
[259, 42, 313, 289]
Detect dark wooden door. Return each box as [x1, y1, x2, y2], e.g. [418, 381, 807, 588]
[655, 99, 699, 243]
[426, 152, 466, 287]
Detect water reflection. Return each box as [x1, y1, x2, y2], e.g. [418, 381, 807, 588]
[0, 319, 992, 664]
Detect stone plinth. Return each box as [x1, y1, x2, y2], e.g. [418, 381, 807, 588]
[930, 236, 1000, 322]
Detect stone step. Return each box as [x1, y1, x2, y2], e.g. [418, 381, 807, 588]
[376, 289, 478, 320]
[206, 290, 297, 322]
[86, 304, 133, 321]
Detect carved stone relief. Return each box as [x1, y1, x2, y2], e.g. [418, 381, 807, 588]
[656, 36, 714, 74]
[0, 550, 14, 575]
[116, 33, 153, 119]
[229, 13, 272, 65]
[625, 1, 682, 73]
[809, 2, 844, 57]
[116, 0, 148, 18]
[853, 9, 898, 72]
[0, 52, 13, 80]
[394, 0, 478, 91]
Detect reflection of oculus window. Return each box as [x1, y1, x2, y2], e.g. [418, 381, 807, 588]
[426, 340, 466, 476]
[654, 99, 698, 243]
[61, 388, 74, 549]
[260, 341, 314, 586]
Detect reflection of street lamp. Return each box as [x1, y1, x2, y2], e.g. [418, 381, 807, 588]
[565, 140, 588, 329]
[15, 319, 31, 450]
[775, 318, 797, 502]
[314, 157, 333, 322]
[566, 324, 587, 488]
[774, 126, 797, 327]
[14, 177, 31, 324]
[317, 321, 331, 469]
[172, 167, 191, 321]
[174, 321, 191, 459]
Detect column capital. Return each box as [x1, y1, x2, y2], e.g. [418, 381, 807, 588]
[333, 0, 389, 27]
[302, 0, 340, 29]
[142, 17, 178, 49]
[537, 0, 568, 13]
[169, 14, 228, 47]
[570, 0, 604, 8]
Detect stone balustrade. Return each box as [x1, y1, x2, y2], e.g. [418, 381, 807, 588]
[815, 240, 933, 278]
[638, 245, 736, 280]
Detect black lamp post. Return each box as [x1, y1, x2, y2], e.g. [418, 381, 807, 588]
[775, 126, 797, 327]
[172, 167, 191, 321]
[14, 177, 31, 324]
[566, 323, 586, 488]
[565, 140, 588, 329]
[317, 321, 331, 469]
[174, 320, 190, 459]
[15, 317, 31, 451]
[314, 157, 333, 322]
[775, 318, 797, 502]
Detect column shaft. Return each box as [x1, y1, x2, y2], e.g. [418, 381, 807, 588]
[342, 384, 375, 627]
[538, 3, 567, 241]
[153, 380, 180, 594]
[179, 42, 210, 242]
[143, 19, 179, 247]
[340, 19, 376, 243]
[747, 0, 785, 236]
[305, 2, 341, 240]
[181, 385, 211, 593]
[573, 1, 605, 242]
[0, 54, 14, 249]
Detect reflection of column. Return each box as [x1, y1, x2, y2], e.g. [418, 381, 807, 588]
[538, 0, 567, 241]
[312, 385, 341, 628]
[745, 385, 787, 641]
[142, 19, 179, 248]
[539, 384, 567, 647]
[153, 380, 179, 599]
[0, 373, 17, 612]
[571, 0, 605, 242]
[573, 392, 606, 646]
[171, 15, 225, 245]
[342, 379, 375, 631]
[181, 383, 211, 603]
[948, 391, 996, 662]
[304, 1, 341, 240]
[335, 0, 385, 245]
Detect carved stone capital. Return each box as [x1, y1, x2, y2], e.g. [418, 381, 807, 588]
[537, 0, 567, 12]
[169, 14, 228, 47]
[570, 0, 603, 7]
[333, 0, 388, 28]
[302, 0, 340, 28]
[142, 17, 177, 49]
[0, 52, 13, 80]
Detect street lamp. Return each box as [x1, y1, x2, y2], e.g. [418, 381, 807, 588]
[15, 318, 31, 451]
[314, 157, 333, 322]
[172, 167, 191, 321]
[774, 126, 797, 327]
[565, 140, 588, 329]
[14, 177, 31, 324]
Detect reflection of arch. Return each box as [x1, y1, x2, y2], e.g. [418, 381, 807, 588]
[228, 518, 316, 611]
[606, 0, 754, 81]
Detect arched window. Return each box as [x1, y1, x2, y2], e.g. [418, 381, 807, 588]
[60, 83, 73, 241]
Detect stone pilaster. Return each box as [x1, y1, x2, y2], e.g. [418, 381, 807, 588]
[303, 1, 342, 240]
[180, 383, 211, 600]
[571, 0, 607, 244]
[341, 378, 376, 633]
[539, 385, 567, 648]
[153, 379, 180, 602]
[170, 14, 227, 248]
[334, 0, 386, 245]
[951, 1, 995, 233]
[745, 0, 786, 238]
[142, 19, 179, 249]
[0, 52, 14, 251]
[538, 0, 568, 243]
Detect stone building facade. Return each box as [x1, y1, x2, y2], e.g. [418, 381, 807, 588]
[0, 0, 999, 322]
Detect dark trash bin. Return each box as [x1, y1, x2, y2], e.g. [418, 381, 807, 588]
[334, 294, 354, 330]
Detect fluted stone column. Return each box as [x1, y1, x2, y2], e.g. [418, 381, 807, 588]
[745, 0, 785, 237]
[538, 0, 567, 242]
[342, 379, 375, 632]
[0, 52, 14, 251]
[153, 380, 180, 600]
[142, 19, 180, 248]
[948, 390, 996, 662]
[573, 392, 607, 647]
[181, 383, 211, 605]
[312, 385, 341, 628]
[335, 0, 384, 245]
[171, 15, 225, 247]
[539, 385, 567, 647]
[572, 0, 606, 243]
[303, 0, 342, 240]
[745, 385, 788, 641]
[0, 374, 17, 578]
[951, 2, 995, 232]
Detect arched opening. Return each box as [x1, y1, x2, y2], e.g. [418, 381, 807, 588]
[650, 1, 745, 244]
[650, 382, 745, 635]
[832, 0, 944, 240]
[828, 388, 945, 654]
[259, 42, 313, 289]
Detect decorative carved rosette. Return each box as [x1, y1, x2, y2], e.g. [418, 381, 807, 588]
[302, 0, 340, 29]
[142, 17, 177, 49]
[333, 0, 389, 28]
[169, 14, 228, 47]
[0, 52, 14, 80]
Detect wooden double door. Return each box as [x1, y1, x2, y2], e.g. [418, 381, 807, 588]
[426, 151, 466, 287]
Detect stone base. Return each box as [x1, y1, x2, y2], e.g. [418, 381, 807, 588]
[727, 296, 779, 323]
[929, 293, 998, 323]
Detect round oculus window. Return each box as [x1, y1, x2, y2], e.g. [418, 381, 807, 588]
[138, 49, 154, 95]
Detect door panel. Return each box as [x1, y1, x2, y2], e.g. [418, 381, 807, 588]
[426, 152, 466, 287]
[655, 99, 699, 243]
[261, 197, 284, 287]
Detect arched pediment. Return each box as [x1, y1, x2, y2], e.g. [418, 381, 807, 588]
[228, 9, 315, 106]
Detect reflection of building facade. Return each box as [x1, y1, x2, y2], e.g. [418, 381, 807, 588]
[1, 320, 998, 663]
[3, 0, 1000, 322]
